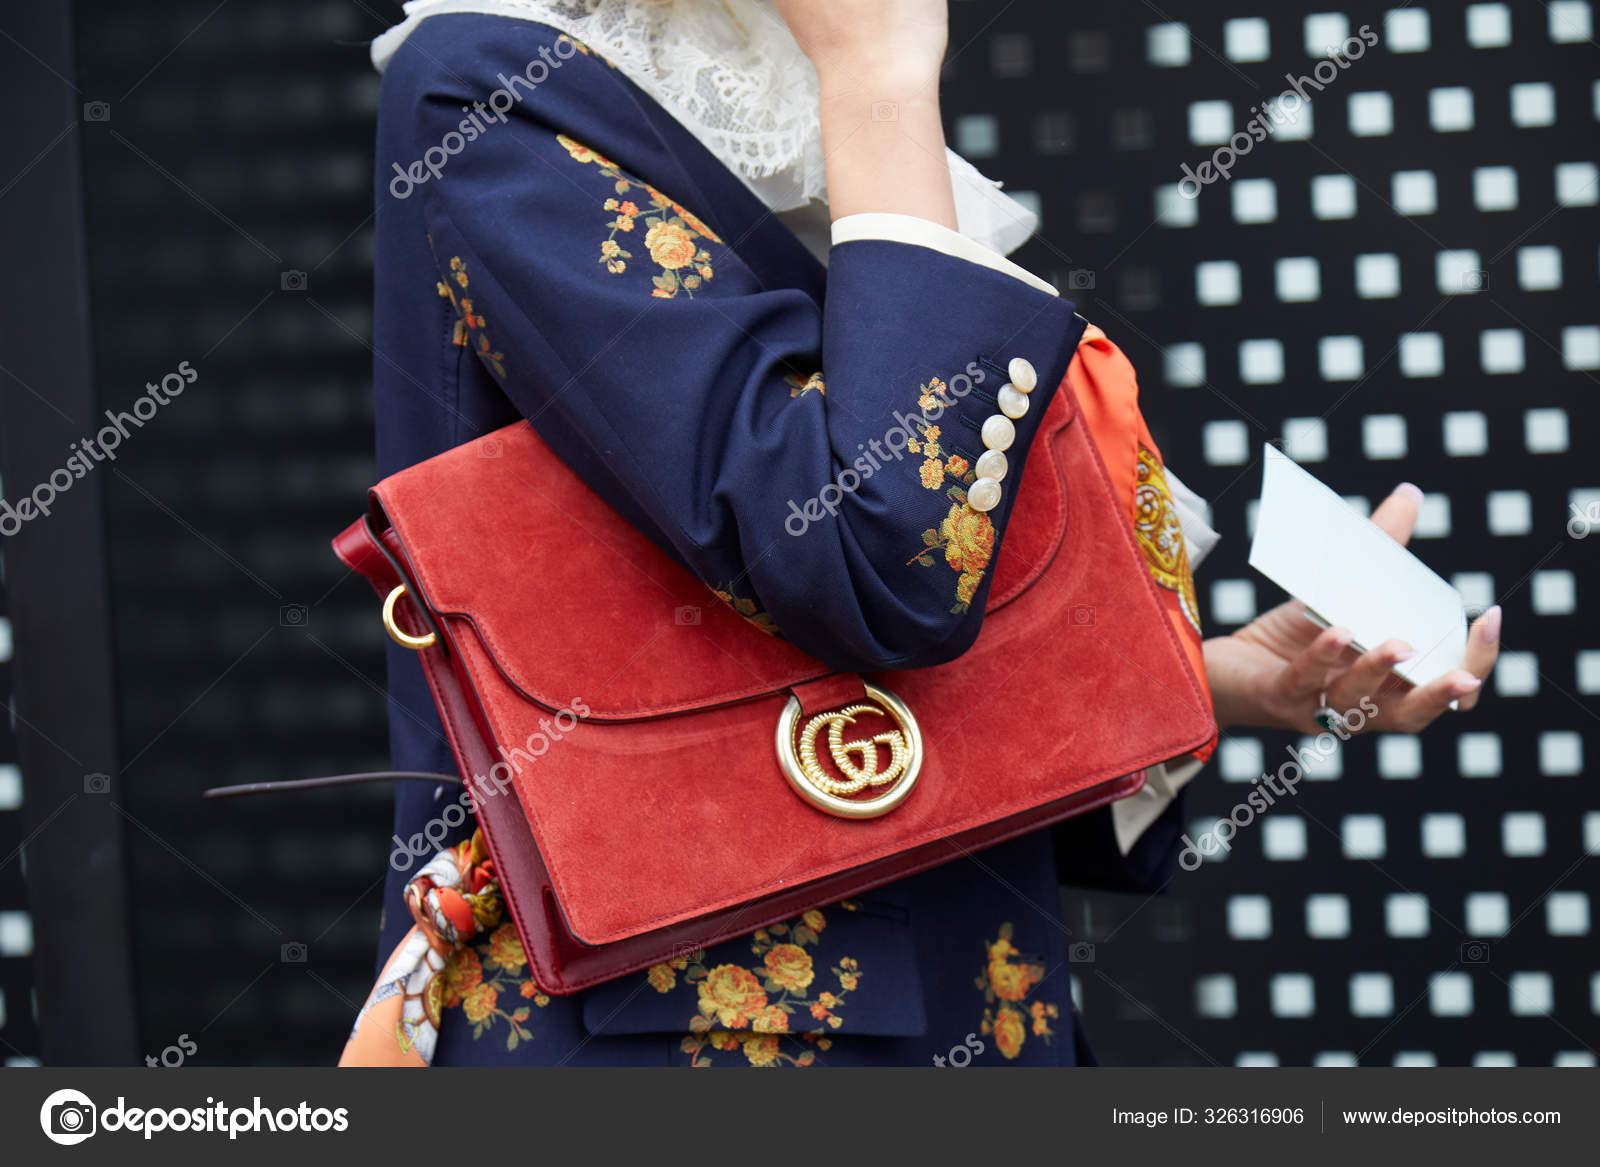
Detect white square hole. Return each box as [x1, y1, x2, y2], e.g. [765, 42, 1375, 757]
[1467, 4, 1512, 48]
[1233, 178, 1278, 223]
[1555, 1051, 1597, 1067]
[1466, 891, 1509, 935]
[1487, 489, 1532, 534]
[1297, 733, 1343, 780]
[1431, 973, 1474, 1016]
[1555, 161, 1599, 206]
[1342, 814, 1387, 859]
[1305, 13, 1351, 56]
[1165, 341, 1206, 386]
[1284, 417, 1329, 461]
[1196, 259, 1241, 305]
[1509, 971, 1553, 1015]
[1525, 408, 1570, 453]
[1271, 973, 1316, 1017]
[1473, 166, 1518, 211]
[1400, 332, 1444, 377]
[1459, 732, 1503, 776]
[1189, 100, 1234, 145]
[1385, 893, 1430, 937]
[1377, 734, 1422, 778]
[1224, 17, 1271, 62]
[1350, 972, 1394, 1016]
[1393, 1052, 1437, 1067]
[1550, 1, 1594, 42]
[1240, 338, 1285, 383]
[1219, 737, 1265, 781]
[1264, 816, 1307, 860]
[1414, 492, 1451, 537]
[1393, 170, 1438, 214]
[1430, 86, 1475, 131]
[1546, 891, 1590, 935]
[1453, 572, 1496, 609]
[1503, 811, 1547, 856]
[1561, 324, 1600, 369]
[1538, 730, 1583, 774]
[0, 764, 20, 812]
[1196, 973, 1238, 1017]
[1156, 183, 1199, 227]
[1355, 252, 1400, 298]
[1421, 813, 1466, 857]
[1385, 8, 1430, 52]
[1576, 652, 1600, 695]
[0, 912, 30, 957]
[1480, 329, 1525, 373]
[1228, 894, 1273, 938]
[1531, 570, 1576, 614]
[1306, 894, 1351, 938]
[1210, 579, 1256, 624]
[1517, 245, 1562, 290]
[1204, 419, 1248, 464]
[1147, 22, 1191, 67]
[1443, 411, 1488, 455]
[1315, 1052, 1358, 1067]
[1495, 651, 1539, 696]
[1319, 335, 1364, 379]
[1511, 83, 1557, 127]
[1265, 95, 1313, 140]
[1276, 256, 1320, 300]
[1348, 91, 1393, 136]
[1363, 415, 1407, 459]
[1312, 174, 1357, 219]
[1436, 249, 1485, 294]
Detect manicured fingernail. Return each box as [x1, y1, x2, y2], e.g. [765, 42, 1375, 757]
[1395, 482, 1424, 504]
[1482, 605, 1502, 646]
[1391, 645, 1416, 663]
[1452, 676, 1483, 696]
[1332, 627, 1354, 647]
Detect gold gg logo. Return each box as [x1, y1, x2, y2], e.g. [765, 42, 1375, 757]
[775, 683, 922, 818]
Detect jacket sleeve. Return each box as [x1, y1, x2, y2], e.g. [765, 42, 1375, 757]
[395, 19, 1084, 671]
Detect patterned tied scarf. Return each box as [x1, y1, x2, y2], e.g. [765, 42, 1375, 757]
[340, 831, 503, 1066]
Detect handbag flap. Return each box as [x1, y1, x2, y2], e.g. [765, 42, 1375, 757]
[371, 392, 1072, 721]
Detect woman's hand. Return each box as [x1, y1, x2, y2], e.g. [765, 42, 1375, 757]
[1204, 483, 1501, 735]
[771, 0, 948, 86]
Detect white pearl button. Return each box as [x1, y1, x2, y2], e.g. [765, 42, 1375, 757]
[1007, 357, 1037, 393]
[967, 477, 1002, 512]
[997, 384, 1029, 420]
[974, 448, 1008, 482]
[981, 414, 1015, 452]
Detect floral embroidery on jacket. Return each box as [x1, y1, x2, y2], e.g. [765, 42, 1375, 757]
[975, 923, 1059, 1060]
[784, 371, 825, 398]
[433, 248, 506, 378]
[557, 133, 721, 299]
[710, 582, 781, 637]
[903, 376, 992, 614]
[438, 922, 550, 1052]
[649, 907, 859, 1066]
[1134, 445, 1201, 633]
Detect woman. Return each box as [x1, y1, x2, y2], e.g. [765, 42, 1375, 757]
[347, 0, 1500, 1067]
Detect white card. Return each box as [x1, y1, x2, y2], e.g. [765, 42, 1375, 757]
[1248, 445, 1468, 689]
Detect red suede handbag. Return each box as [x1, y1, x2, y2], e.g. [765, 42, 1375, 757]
[332, 378, 1215, 995]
